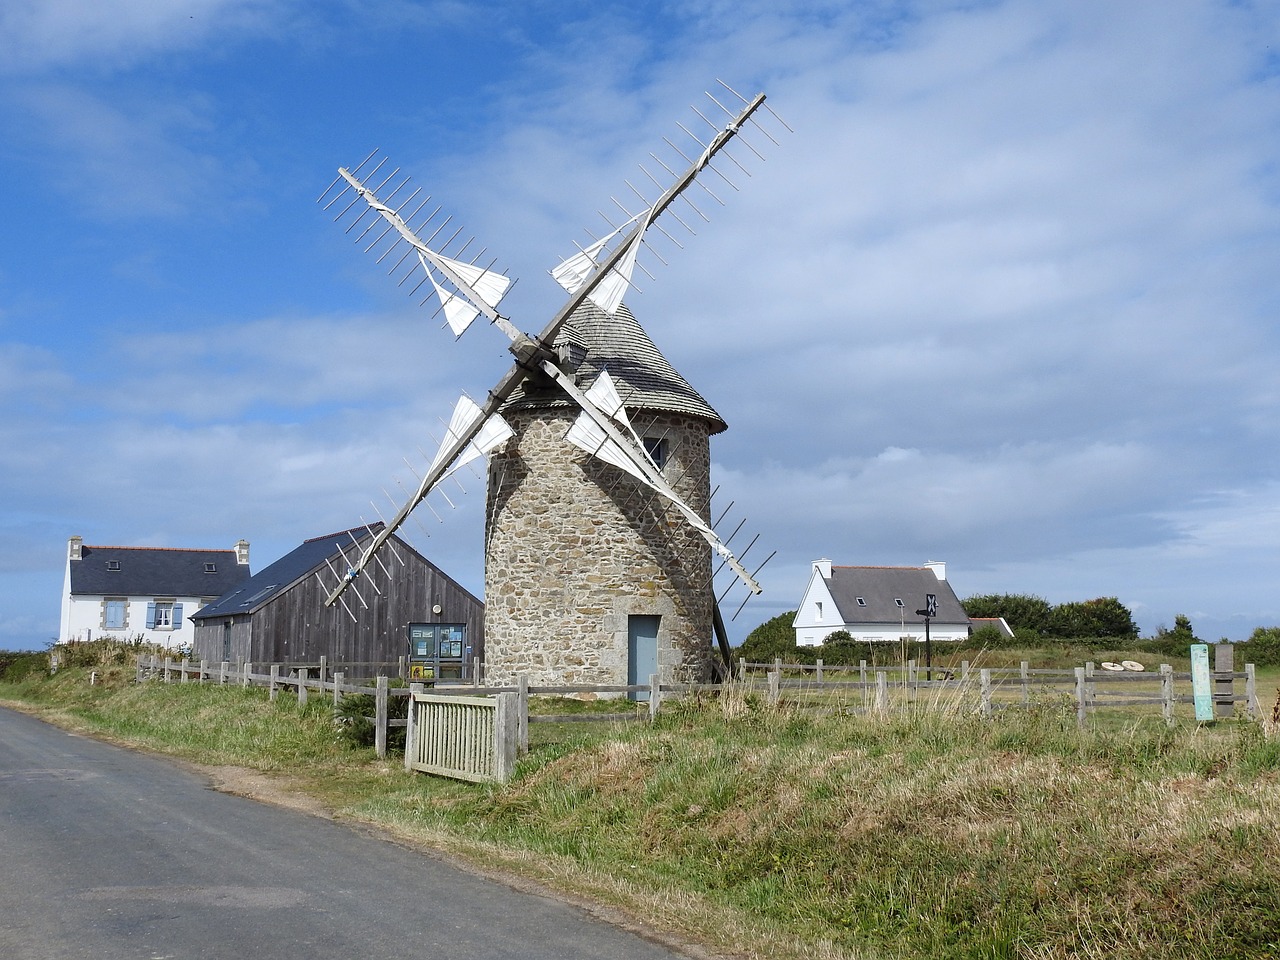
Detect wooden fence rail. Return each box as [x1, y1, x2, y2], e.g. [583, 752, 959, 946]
[136, 654, 1265, 778]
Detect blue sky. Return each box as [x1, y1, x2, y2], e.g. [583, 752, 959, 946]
[3, 0, 1280, 650]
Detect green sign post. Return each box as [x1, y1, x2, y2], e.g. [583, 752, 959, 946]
[1190, 643, 1213, 722]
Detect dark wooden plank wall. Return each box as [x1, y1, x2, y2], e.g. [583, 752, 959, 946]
[192, 541, 483, 667]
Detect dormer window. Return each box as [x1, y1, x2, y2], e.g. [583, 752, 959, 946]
[856, 597, 866, 606]
[106, 560, 121, 571]
[895, 598, 904, 607]
[204, 562, 217, 573]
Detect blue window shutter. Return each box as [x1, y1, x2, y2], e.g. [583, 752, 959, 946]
[146, 602, 156, 630]
[173, 602, 184, 626]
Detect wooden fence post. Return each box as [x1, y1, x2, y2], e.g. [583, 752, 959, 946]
[875, 670, 888, 716]
[318, 656, 327, 685]
[242, 661, 252, 688]
[1020, 661, 1030, 705]
[649, 674, 661, 720]
[517, 675, 529, 754]
[1214, 643, 1234, 718]
[1245, 663, 1258, 719]
[860, 660, 868, 686]
[375, 675, 388, 760]
[980, 669, 993, 718]
[297, 668, 309, 707]
[269, 664, 279, 702]
[179, 658, 189, 684]
[163, 657, 173, 683]
[815, 658, 824, 683]
[1160, 664, 1175, 727]
[405, 683, 424, 771]
[767, 669, 780, 707]
[493, 692, 518, 782]
[960, 660, 970, 681]
[1074, 667, 1088, 728]
[737, 657, 746, 681]
[219, 660, 229, 685]
[398, 656, 406, 681]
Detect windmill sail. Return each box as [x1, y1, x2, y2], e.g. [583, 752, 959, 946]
[317, 86, 778, 607]
[429, 395, 514, 481]
[551, 212, 648, 315]
[549, 361, 761, 594]
[424, 253, 512, 336]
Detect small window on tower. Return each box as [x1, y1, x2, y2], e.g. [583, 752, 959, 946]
[643, 437, 667, 469]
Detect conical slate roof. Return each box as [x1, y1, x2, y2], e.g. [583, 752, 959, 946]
[504, 301, 727, 434]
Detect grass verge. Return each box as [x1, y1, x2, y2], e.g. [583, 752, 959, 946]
[3, 659, 1280, 960]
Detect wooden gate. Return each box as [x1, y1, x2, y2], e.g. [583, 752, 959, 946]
[405, 690, 518, 783]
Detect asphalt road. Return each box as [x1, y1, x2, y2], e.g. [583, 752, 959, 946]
[0, 706, 691, 960]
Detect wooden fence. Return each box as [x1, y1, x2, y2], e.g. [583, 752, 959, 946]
[737, 657, 1263, 726]
[136, 653, 1266, 783]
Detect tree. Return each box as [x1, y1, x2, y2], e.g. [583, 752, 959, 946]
[1048, 597, 1137, 640]
[738, 610, 800, 663]
[961, 594, 1052, 634]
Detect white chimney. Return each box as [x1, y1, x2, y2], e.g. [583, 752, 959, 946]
[235, 539, 250, 566]
[68, 536, 83, 561]
[924, 560, 946, 581]
[813, 558, 832, 579]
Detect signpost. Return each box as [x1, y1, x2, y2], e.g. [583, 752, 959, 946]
[1190, 643, 1214, 722]
[915, 593, 937, 681]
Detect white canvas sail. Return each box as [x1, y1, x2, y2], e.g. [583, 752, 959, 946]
[428, 395, 513, 479]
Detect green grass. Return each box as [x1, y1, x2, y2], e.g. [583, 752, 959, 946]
[4, 655, 1280, 960]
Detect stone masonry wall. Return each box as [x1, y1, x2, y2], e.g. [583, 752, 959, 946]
[483, 408, 717, 688]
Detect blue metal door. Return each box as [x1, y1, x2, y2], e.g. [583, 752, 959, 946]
[627, 615, 660, 701]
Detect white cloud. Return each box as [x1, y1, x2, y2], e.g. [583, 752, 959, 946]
[0, 0, 279, 74]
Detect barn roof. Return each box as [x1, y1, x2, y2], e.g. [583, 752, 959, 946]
[192, 526, 383, 620]
[503, 301, 727, 434]
[69, 545, 249, 599]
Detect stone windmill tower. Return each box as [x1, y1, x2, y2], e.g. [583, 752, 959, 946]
[317, 85, 784, 685]
[484, 301, 727, 686]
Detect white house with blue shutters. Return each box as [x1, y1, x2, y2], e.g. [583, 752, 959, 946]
[58, 536, 252, 650]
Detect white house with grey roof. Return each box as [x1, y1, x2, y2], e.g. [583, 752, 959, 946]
[793, 559, 971, 646]
[58, 536, 252, 650]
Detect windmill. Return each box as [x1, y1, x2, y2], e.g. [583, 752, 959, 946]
[317, 83, 785, 686]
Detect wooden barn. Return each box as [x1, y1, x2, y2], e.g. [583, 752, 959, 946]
[190, 525, 482, 675]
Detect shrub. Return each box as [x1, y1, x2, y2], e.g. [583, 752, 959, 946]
[334, 684, 408, 750]
[1238, 627, 1280, 667]
[738, 610, 801, 663]
[0, 651, 49, 682]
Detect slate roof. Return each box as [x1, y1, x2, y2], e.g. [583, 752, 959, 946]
[825, 566, 969, 625]
[502, 301, 727, 434]
[192, 526, 385, 620]
[69, 545, 250, 599]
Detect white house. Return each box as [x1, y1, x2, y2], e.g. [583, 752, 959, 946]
[59, 536, 252, 651]
[793, 559, 971, 646]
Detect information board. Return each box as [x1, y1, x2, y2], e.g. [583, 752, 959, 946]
[1189, 643, 1213, 721]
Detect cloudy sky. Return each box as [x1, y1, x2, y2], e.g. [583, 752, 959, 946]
[3, 0, 1279, 650]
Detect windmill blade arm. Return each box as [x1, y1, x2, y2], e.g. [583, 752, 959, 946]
[336, 168, 522, 343]
[543, 359, 761, 594]
[533, 92, 768, 348]
[323, 394, 508, 608]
